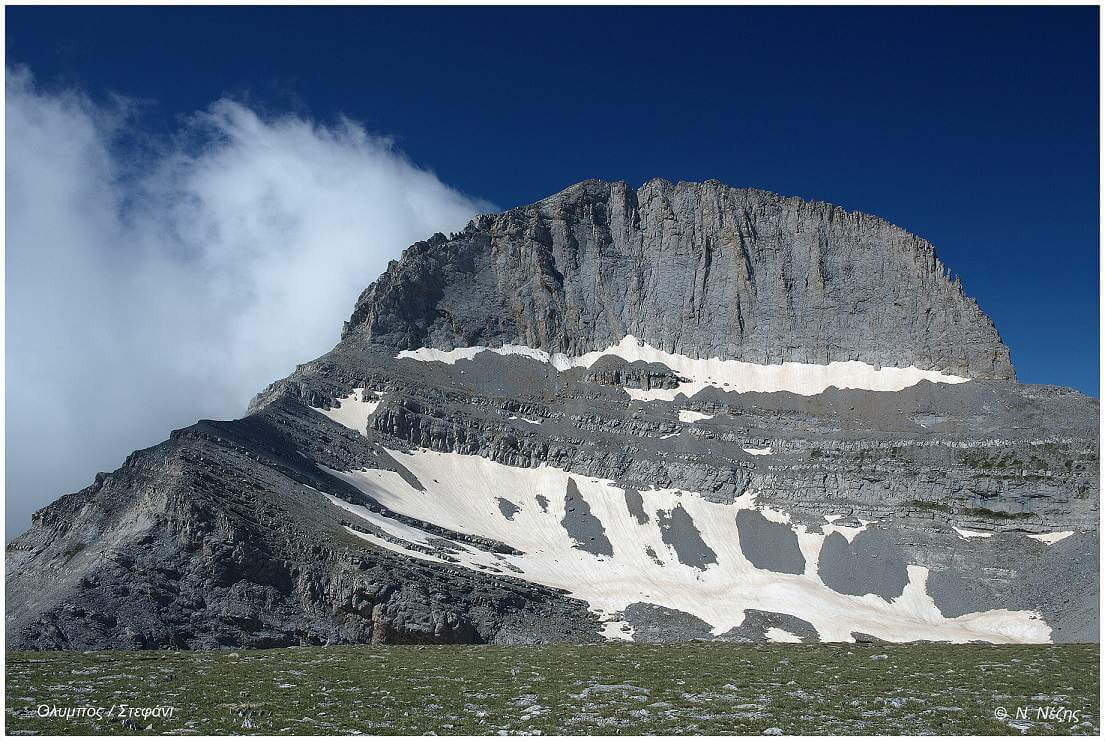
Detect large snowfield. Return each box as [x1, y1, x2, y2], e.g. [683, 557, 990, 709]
[321, 448, 1050, 645]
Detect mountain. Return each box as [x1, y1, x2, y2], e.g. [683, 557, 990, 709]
[6, 179, 1097, 649]
[344, 179, 1013, 379]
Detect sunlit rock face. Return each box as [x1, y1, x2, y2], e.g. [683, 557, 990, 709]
[344, 179, 1015, 380]
[6, 180, 1096, 650]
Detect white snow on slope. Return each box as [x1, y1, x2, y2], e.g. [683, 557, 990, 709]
[396, 335, 969, 398]
[817, 514, 876, 542]
[508, 415, 543, 425]
[1026, 531, 1074, 545]
[600, 620, 635, 641]
[679, 410, 714, 423]
[321, 448, 1048, 645]
[953, 526, 994, 539]
[311, 388, 380, 435]
[742, 446, 773, 456]
[765, 627, 803, 643]
[819, 518, 877, 543]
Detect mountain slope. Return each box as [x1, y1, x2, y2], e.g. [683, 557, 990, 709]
[7, 179, 1096, 649]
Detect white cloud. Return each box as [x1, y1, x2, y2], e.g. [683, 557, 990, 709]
[5, 68, 491, 538]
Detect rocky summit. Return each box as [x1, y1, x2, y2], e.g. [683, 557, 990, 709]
[6, 178, 1098, 650]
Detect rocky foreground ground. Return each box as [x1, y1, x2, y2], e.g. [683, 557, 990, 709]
[5, 643, 1098, 735]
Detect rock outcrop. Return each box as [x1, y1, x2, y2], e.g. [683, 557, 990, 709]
[344, 179, 1014, 379]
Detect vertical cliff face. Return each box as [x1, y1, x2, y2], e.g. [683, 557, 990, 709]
[344, 179, 1014, 380]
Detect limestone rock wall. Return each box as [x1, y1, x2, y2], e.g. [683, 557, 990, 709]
[345, 179, 1014, 379]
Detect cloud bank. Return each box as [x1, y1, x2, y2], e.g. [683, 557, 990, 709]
[5, 68, 491, 538]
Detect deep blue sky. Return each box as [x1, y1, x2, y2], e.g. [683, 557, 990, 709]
[8, 5, 1100, 394]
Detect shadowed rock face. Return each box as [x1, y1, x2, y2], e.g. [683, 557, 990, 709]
[344, 179, 1014, 380]
[496, 497, 521, 521]
[624, 488, 649, 525]
[561, 478, 613, 557]
[657, 505, 718, 570]
[724, 610, 820, 643]
[926, 531, 1100, 643]
[5, 179, 1096, 650]
[817, 530, 910, 602]
[622, 604, 821, 644]
[735, 510, 806, 575]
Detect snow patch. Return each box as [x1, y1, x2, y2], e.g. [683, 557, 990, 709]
[395, 346, 486, 364]
[743, 446, 773, 456]
[324, 492, 444, 553]
[508, 415, 543, 425]
[321, 449, 1048, 645]
[765, 627, 803, 643]
[814, 514, 875, 544]
[396, 335, 970, 397]
[600, 619, 635, 642]
[311, 388, 380, 435]
[953, 526, 994, 539]
[1026, 531, 1074, 545]
[625, 388, 665, 401]
[822, 519, 876, 543]
[679, 410, 714, 423]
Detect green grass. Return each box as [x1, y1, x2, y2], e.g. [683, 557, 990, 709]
[960, 507, 1038, 520]
[960, 451, 1025, 470]
[61, 543, 85, 562]
[910, 500, 953, 513]
[5, 643, 1099, 735]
